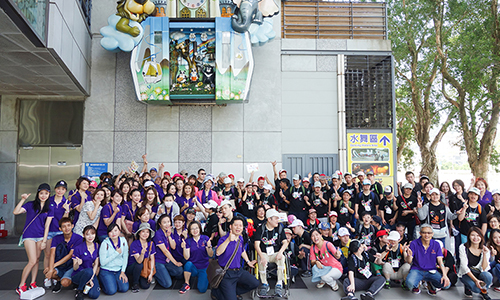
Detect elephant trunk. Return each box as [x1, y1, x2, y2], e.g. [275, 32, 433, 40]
[231, 5, 254, 33]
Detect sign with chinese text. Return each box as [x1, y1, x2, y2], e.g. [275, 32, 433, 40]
[347, 133, 394, 189]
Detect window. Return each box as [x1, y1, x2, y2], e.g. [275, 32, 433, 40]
[180, 7, 191, 18]
[196, 7, 206, 18]
[345, 55, 393, 129]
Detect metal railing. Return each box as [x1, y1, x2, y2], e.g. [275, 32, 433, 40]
[281, 0, 387, 39]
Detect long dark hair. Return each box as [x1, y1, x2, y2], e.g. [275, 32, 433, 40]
[33, 188, 50, 214]
[465, 227, 485, 249]
[487, 229, 500, 254]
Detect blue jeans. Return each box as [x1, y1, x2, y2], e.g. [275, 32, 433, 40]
[184, 261, 208, 293]
[491, 261, 500, 280]
[126, 262, 150, 289]
[460, 272, 493, 293]
[406, 269, 450, 290]
[211, 268, 260, 300]
[71, 268, 100, 299]
[155, 261, 184, 289]
[98, 269, 129, 295]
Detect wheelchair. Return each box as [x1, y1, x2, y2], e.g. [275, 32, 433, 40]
[249, 249, 292, 299]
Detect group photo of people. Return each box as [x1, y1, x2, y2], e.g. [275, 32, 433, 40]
[13, 157, 500, 300]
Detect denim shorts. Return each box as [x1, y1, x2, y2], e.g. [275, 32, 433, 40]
[57, 267, 73, 280]
[48, 231, 63, 240]
[22, 237, 44, 243]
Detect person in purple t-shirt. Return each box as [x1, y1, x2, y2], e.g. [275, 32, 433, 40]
[154, 214, 184, 289]
[132, 207, 156, 234]
[405, 224, 451, 296]
[211, 216, 259, 300]
[14, 183, 54, 295]
[126, 222, 156, 293]
[46, 217, 82, 293]
[97, 190, 124, 242]
[179, 221, 214, 294]
[71, 225, 100, 300]
[68, 176, 92, 225]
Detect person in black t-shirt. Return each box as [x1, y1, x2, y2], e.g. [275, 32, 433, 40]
[307, 181, 329, 222]
[306, 209, 320, 232]
[201, 200, 220, 243]
[287, 174, 308, 222]
[289, 219, 312, 277]
[395, 183, 418, 241]
[254, 209, 288, 297]
[277, 179, 291, 212]
[341, 240, 385, 300]
[342, 172, 357, 194]
[259, 184, 277, 210]
[355, 180, 380, 219]
[335, 190, 355, 227]
[457, 187, 487, 242]
[319, 222, 334, 243]
[380, 231, 411, 289]
[378, 186, 398, 230]
[366, 171, 383, 201]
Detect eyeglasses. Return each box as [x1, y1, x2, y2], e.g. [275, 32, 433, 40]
[200, 173, 206, 175]
[420, 231, 433, 235]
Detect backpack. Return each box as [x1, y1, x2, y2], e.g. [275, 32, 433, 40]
[312, 241, 336, 261]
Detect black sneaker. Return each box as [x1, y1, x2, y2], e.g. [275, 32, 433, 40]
[464, 287, 473, 298]
[480, 293, 492, 300]
[401, 281, 409, 291]
[52, 281, 62, 293]
[132, 284, 140, 293]
[360, 292, 375, 300]
[75, 291, 84, 300]
[300, 271, 312, 277]
[384, 280, 391, 289]
[427, 282, 437, 296]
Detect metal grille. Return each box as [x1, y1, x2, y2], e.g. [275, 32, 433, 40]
[281, 0, 387, 39]
[79, 0, 92, 27]
[283, 154, 339, 178]
[345, 55, 393, 129]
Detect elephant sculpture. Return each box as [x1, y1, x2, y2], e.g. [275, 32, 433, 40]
[230, 0, 280, 33]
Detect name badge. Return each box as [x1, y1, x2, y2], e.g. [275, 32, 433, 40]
[340, 207, 348, 214]
[266, 246, 275, 255]
[385, 207, 392, 215]
[364, 205, 371, 212]
[391, 259, 399, 268]
[359, 264, 372, 278]
[469, 212, 479, 220]
[248, 203, 254, 210]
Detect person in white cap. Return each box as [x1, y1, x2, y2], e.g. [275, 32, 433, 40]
[378, 186, 398, 230]
[289, 219, 312, 277]
[334, 227, 351, 259]
[380, 231, 411, 289]
[254, 209, 288, 297]
[356, 172, 366, 192]
[354, 179, 380, 220]
[416, 188, 460, 245]
[259, 183, 277, 210]
[287, 174, 309, 223]
[217, 200, 248, 238]
[457, 187, 488, 243]
[395, 182, 418, 240]
[487, 189, 500, 217]
[308, 181, 329, 223]
[201, 200, 220, 241]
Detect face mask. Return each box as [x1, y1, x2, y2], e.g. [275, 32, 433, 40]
[165, 202, 173, 208]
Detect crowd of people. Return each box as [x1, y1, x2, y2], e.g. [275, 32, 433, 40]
[13, 156, 500, 300]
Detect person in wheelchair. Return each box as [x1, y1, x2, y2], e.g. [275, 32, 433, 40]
[254, 209, 289, 297]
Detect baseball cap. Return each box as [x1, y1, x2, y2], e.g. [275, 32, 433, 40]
[338, 227, 350, 237]
[319, 222, 330, 230]
[219, 199, 233, 209]
[384, 186, 393, 195]
[55, 180, 67, 189]
[284, 228, 292, 235]
[302, 178, 310, 183]
[372, 215, 382, 225]
[164, 171, 171, 177]
[150, 167, 157, 172]
[237, 178, 245, 183]
[308, 208, 317, 215]
[329, 211, 338, 217]
[387, 231, 400, 241]
[366, 171, 374, 175]
[429, 188, 440, 195]
[357, 171, 365, 177]
[344, 172, 351, 177]
[263, 183, 272, 190]
[266, 209, 280, 219]
[343, 189, 352, 195]
[403, 182, 413, 189]
[228, 174, 235, 179]
[292, 174, 300, 181]
[363, 179, 371, 185]
[186, 207, 196, 215]
[38, 183, 51, 192]
[258, 176, 265, 182]
[144, 181, 155, 188]
[492, 189, 500, 196]
[469, 187, 481, 196]
[376, 230, 388, 238]
[223, 177, 232, 184]
[203, 200, 219, 209]
[336, 170, 342, 176]
[103, 177, 112, 185]
[279, 169, 287, 175]
[314, 181, 321, 188]
[288, 219, 305, 228]
[90, 181, 98, 188]
[331, 174, 339, 180]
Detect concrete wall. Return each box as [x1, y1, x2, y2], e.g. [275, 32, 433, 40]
[0, 95, 19, 233]
[47, 0, 91, 94]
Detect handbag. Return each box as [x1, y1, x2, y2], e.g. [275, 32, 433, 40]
[18, 211, 42, 247]
[207, 238, 240, 289]
[140, 242, 157, 278]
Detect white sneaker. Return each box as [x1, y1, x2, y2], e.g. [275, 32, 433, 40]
[44, 278, 52, 288]
[316, 281, 325, 289]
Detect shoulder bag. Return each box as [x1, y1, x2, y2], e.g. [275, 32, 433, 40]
[207, 238, 240, 289]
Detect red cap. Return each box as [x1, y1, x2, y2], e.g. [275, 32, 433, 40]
[90, 181, 98, 188]
[376, 230, 389, 238]
[228, 174, 235, 179]
[279, 169, 287, 175]
[172, 173, 184, 181]
[164, 171, 171, 177]
[258, 176, 265, 181]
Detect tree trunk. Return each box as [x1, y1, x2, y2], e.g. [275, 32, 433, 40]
[420, 146, 439, 184]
